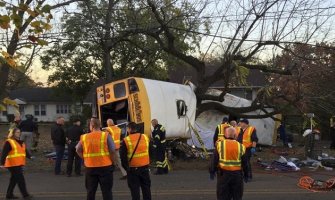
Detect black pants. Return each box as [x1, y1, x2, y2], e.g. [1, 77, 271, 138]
[85, 166, 114, 200]
[155, 144, 168, 174]
[242, 148, 252, 180]
[6, 166, 29, 198]
[54, 145, 65, 174]
[217, 170, 243, 200]
[67, 143, 81, 175]
[330, 135, 335, 149]
[127, 166, 151, 200]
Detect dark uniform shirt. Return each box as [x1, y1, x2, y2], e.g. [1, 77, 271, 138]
[152, 124, 166, 147]
[18, 119, 37, 132]
[51, 123, 66, 146]
[66, 125, 84, 142]
[1, 139, 31, 165]
[237, 127, 258, 148]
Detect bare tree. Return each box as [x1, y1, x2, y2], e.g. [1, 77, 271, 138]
[124, 0, 335, 118]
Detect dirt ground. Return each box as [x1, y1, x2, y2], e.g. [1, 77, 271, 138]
[1, 124, 335, 173]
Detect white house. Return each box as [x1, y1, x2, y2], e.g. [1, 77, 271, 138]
[0, 88, 78, 122]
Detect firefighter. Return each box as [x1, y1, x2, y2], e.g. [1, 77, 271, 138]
[151, 119, 168, 175]
[237, 119, 258, 182]
[106, 119, 127, 179]
[213, 117, 231, 145]
[120, 122, 151, 200]
[210, 127, 246, 200]
[76, 118, 115, 200]
[0, 128, 34, 199]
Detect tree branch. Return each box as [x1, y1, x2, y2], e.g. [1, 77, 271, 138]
[239, 63, 292, 75]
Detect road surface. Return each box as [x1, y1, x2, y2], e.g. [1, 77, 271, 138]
[0, 168, 334, 200]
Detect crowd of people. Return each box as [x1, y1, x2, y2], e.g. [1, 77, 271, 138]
[1, 116, 168, 200]
[2, 114, 335, 200]
[210, 117, 258, 200]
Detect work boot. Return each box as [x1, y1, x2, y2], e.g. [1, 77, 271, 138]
[23, 195, 34, 200]
[5, 195, 19, 199]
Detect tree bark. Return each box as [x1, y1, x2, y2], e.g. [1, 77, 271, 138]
[102, 0, 115, 81]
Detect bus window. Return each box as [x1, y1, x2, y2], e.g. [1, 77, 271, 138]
[114, 82, 126, 99]
[176, 100, 187, 118]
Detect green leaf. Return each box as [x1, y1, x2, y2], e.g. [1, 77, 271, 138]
[19, 3, 28, 11]
[37, 38, 48, 46]
[41, 5, 51, 13]
[10, 13, 22, 28]
[0, 103, 6, 111]
[27, 9, 38, 17]
[0, 2, 6, 7]
[0, 15, 11, 29]
[31, 21, 41, 28]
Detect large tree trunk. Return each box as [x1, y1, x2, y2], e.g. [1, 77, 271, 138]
[102, 0, 115, 82]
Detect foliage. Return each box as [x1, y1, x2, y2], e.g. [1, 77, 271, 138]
[0, 0, 80, 111]
[41, 0, 196, 102]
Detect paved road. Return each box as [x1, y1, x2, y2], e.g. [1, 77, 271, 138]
[0, 168, 334, 200]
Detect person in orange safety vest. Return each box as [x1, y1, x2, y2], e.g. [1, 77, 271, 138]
[210, 127, 246, 200]
[237, 119, 258, 182]
[120, 122, 151, 200]
[0, 128, 34, 199]
[106, 118, 127, 179]
[76, 118, 115, 200]
[213, 117, 231, 146]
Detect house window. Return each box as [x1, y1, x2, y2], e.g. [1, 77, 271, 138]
[34, 105, 40, 116]
[2, 111, 7, 116]
[57, 104, 72, 114]
[41, 105, 46, 116]
[19, 105, 25, 114]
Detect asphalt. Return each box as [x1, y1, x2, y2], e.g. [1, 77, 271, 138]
[0, 168, 334, 200]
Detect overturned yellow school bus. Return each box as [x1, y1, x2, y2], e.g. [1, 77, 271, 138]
[96, 77, 197, 138]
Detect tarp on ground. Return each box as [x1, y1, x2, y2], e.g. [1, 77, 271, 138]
[188, 91, 277, 149]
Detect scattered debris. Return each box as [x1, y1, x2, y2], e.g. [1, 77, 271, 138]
[168, 140, 208, 160]
[257, 156, 300, 172]
[298, 176, 335, 192]
[44, 150, 68, 160]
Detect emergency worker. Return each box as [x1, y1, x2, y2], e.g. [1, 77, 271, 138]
[210, 127, 246, 200]
[230, 120, 240, 139]
[76, 118, 115, 200]
[151, 119, 168, 175]
[237, 119, 258, 181]
[105, 119, 127, 179]
[213, 117, 231, 145]
[120, 122, 151, 200]
[0, 128, 33, 199]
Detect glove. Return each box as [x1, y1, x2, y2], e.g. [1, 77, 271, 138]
[209, 172, 215, 180]
[251, 147, 256, 155]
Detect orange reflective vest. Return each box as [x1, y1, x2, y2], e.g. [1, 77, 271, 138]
[217, 123, 231, 141]
[80, 131, 112, 168]
[106, 126, 121, 149]
[124, 133, 150, 167]
[4, 139, 26, 168]
[217, 139, 245, 171]
[234, 127, 241, 139]
[242, 126, 255, 148]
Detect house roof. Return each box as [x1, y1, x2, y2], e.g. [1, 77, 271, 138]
[9, 88, 72, 103]
[168, 65, 268, 87]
